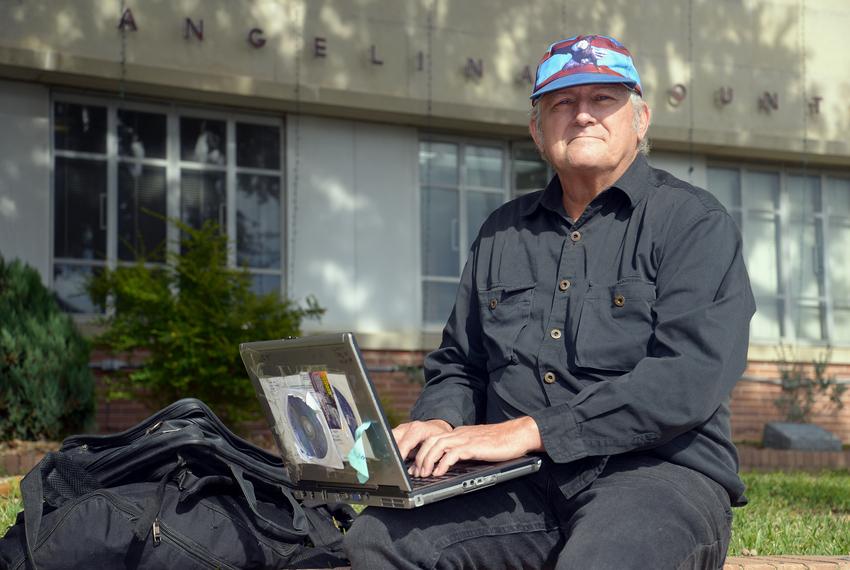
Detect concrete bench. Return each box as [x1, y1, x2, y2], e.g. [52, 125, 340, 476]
[723, 556, 850, 569]
[308, 558, 850, 570]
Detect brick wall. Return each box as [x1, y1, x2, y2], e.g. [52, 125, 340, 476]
[89, 351, 850, 446]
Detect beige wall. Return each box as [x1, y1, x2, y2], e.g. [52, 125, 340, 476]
[0, 80, 51, 281]
[1, 0, 849, 160]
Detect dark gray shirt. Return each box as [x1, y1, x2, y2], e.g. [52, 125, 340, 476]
[412, 154, 756, 505]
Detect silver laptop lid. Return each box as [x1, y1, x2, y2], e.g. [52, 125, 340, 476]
[239, 333, 413, 491]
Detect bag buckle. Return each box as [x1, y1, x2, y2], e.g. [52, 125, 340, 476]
[152, 518, 161, 546]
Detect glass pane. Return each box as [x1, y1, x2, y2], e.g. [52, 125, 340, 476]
[180, 117, 226, 165]
[423, 281, 459, 326]
[751, 297, 782, 340]
[419, 142, 458, 186]
[53, 264, 101, 314]
[465, 146, 503, 188]
[787, 174, 821, 219]
[513, 145, 549, 192]
[237, 123, 280, 170]
[54, 157, 107, 260]
[181, 170, 226, 231]
[117, 109, 167, 159]
[786, 220, 824, 300]
[250, 273, 281, 297]
[833, 307, 850, 343]
[826, 176, 850, 212]
[828, 223, 850, 300]
[421, 186, 459, 277]
[118, 164, 167, 261]
[466, 191, 502, 250]
[237, 174, 281, 269]
[791, 303, 824, 341]
[744, 212, 780, 298]
[706, 167, 740, 211]
[54, 102, 107, 153]
[744, 171, 779, 211]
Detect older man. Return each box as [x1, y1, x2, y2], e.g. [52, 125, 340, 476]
[344, 34, 755, 569]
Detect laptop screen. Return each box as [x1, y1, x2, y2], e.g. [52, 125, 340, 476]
[240, 333, 411, 490]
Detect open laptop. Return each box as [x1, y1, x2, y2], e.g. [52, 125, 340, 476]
[239, 333, 541, 509]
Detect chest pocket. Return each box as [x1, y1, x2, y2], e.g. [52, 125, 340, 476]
[573, 279, 656, 372]
[478, 283, 535, 372]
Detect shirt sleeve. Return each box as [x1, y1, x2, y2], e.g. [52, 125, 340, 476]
[410, 244, 489, 428]
[530, 208, 756, 463]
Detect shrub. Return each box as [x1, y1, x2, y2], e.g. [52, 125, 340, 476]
[774, 345, 846, 423]
[88, 220, 323, 424]
[0, 257, 94, 441]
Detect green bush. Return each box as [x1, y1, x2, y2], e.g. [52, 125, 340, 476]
[88, 221, 323, 424]
[0, 257, 94, 441]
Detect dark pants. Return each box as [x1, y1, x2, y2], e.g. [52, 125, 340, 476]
[343, 455, 733, 570]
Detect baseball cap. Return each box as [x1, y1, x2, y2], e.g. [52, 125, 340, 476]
[531, 35, 642, 101]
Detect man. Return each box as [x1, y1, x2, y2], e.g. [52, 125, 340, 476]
[344, 34, 755, 569]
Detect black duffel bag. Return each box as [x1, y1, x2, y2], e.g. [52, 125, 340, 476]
[0, 398, 354, 569]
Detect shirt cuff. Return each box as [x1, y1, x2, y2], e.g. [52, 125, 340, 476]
[410, 411, 460, 429]
[530, 403, 586, 463]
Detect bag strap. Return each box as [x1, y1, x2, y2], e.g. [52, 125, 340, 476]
[226, 461, 309, 542]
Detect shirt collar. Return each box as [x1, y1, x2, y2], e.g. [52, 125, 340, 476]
[521, 154, 651, 217]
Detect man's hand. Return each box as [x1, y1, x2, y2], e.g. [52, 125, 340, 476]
[408, 416, 543, 478]
[392, 419, 453, 461]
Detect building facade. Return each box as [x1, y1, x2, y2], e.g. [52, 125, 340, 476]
[1, 0, 849, 441]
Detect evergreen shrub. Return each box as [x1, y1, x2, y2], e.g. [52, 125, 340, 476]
[88, 221, 323, 424]
[0, 256, 94, 441]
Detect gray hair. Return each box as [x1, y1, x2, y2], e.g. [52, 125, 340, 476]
[530, 90, 650, 157]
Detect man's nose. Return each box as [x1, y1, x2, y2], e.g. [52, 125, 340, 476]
[574, 101, 596, 125]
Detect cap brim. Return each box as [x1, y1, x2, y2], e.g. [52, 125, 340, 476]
[531, 73, 640, 100]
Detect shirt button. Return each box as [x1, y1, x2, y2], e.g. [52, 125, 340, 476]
[559, 279, 571, 291]
[613, 294, 626, 307]
[489, 298, 498, 309]
[550, 328, 562, 340]
[543, 371, 557, 384]
[570, 230, 582, 242]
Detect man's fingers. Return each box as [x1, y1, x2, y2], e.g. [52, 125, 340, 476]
[433, 448, 466, 477]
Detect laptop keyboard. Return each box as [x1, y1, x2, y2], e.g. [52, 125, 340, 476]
[405, 460, 493, 487]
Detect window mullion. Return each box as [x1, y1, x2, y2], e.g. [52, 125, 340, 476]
[106, 105, 118, 270]
[166, 112, 181, 259]
[820, 174, 835, 342]
[772, 170, 788, 342]
[226, 120, 237, 268]
[458, 144, 467, 276]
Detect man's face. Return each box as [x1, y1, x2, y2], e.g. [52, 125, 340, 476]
[530, 84, 649, 176]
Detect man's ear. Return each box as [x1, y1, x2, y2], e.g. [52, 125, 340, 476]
[637, 100, 651, 140]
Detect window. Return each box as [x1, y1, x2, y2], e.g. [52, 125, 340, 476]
[420, 140, 508, 327]
[707, 165, 850, 344]
[512, 142, 551, 197]
[52, 97, 284, 312]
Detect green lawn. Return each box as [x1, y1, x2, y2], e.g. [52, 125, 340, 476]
[2, 471, 849, 555]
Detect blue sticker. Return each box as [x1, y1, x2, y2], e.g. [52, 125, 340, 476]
[347, 421, 373, 483]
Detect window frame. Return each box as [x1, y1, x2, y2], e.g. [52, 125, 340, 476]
[418, 134, 511, 330]
[50, 92, 286, 314]
[707, 161, 850, 346]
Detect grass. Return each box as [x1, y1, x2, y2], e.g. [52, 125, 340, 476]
[729, 470, 850, 556]
[1, 471, 849, 556]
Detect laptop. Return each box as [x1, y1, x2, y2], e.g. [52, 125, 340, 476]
[239, 332, 542, 509]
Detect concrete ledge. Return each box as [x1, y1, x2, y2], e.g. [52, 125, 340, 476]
[724, 556, 850, 569]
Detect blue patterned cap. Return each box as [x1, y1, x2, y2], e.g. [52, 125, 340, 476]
[531, 35, 642, 100]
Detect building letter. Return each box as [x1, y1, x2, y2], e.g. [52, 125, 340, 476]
[314, 37, 327, 58]
[416, 51, 425, 71]
[715, 86, 734, 107]
[517, 65, 534, 85]
[248, 28, 266, 48]
[184, 18, 204, 41]
[464, 58, 483, 79]
[758, 92, 779, 112]
[667, 83, 687, 107]
[808, 96, 823, 115]
[117, 7, 138, 32]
